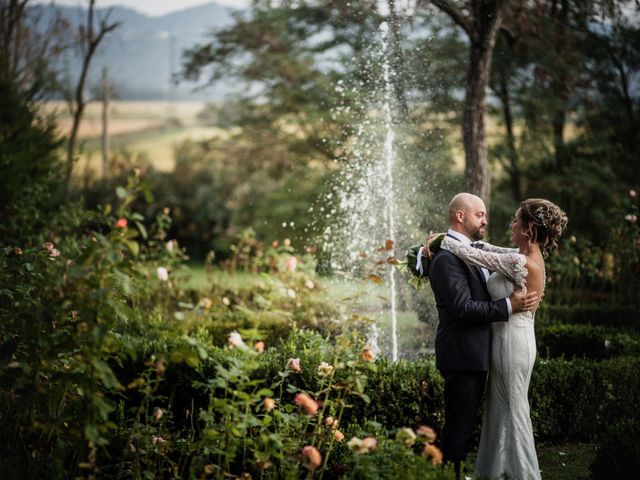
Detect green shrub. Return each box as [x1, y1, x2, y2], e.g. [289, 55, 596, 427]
[530, 356, 640, 442]
[347, 358, 444, 430]
[0, 73, 64, 246]
[536, 324, 640, 360]
[536, 304, 639, 329]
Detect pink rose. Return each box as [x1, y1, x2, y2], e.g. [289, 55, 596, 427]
[287, 357, 301, 373]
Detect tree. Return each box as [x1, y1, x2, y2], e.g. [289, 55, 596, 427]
[0, 0, 68, 99]
[485, 1, 639, 241]
[426, 0, 512, 204]
[64, 0, 119, 196]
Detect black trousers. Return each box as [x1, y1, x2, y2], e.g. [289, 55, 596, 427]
[440, 370, 488, 474]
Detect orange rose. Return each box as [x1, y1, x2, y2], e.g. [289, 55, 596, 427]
[361, 346, 375, 362]
[422, 444, 443, 465]
[301, 445, 322, 470]
[264, 397, 276, 412]
[294, 392, 319, 416]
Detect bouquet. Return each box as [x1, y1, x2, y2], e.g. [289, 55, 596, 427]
[403, 233, 444, 288]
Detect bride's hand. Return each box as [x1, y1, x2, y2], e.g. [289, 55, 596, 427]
[423, 231, 444, 259]
[509, 288, 539, 313]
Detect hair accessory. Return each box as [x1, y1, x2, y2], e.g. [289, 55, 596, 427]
[534, 207, 547, 228]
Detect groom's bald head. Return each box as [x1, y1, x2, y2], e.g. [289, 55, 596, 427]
[448, 193, 487, 240]
[449, 193, 483, 221]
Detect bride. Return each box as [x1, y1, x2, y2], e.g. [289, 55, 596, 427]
[439, 198, 568, 480]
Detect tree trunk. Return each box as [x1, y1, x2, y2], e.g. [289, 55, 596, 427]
[463, 42, 492, 202]
[463, 8, 504, 203]
[431, 0, 508, 207]
[497, 71, 521, 201]
[387, 0, 409, 117]
[552, 108, 567, 169]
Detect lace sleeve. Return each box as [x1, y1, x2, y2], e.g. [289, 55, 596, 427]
[473, 241, 519, 254]
[441, 237, 528, 287]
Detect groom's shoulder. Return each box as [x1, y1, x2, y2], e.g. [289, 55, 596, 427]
[429, 248, 461, 271]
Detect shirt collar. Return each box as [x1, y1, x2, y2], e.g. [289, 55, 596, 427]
[447, 228, 473, 245]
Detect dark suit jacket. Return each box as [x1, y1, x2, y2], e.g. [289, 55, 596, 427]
[428, 239, 508, 371]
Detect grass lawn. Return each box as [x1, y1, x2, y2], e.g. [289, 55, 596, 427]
[466, 443, 595, 480]
[174, 263, 282, 291]
[537, 443, 595, 480]
[178, 264, 435, 358]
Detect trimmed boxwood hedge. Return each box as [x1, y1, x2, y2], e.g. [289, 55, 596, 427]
[536, 304, 639, 329]
[536, 323, 640, 360]
[347, 356, 640, 443]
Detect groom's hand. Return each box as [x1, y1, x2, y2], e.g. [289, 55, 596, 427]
[509, 289, 539, 313]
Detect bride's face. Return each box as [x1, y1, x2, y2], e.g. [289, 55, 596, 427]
[510, 209, 525, 244]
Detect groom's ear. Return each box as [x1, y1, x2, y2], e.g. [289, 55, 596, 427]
[454, 210, 465, 223]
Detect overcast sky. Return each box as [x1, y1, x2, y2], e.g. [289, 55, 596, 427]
[37, 1, 249, 16]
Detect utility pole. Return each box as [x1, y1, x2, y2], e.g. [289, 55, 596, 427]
[101, 65, 110, 180]
[167, 31, 177, 119]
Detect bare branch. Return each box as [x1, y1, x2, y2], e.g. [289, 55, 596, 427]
[429, 0, 477, 41]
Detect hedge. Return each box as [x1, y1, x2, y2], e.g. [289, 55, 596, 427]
[536, 323, 640, 360]
[536, 304, 639, 329]
[149, 346, 640, 443]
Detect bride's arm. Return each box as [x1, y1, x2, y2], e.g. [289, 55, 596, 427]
[440, 237, 528, 287]
[473, 241, 519, 254]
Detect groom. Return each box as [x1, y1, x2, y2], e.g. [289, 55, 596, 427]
[428, 193, 537, 476]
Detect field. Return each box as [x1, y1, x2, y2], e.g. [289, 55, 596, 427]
[43, 100, 233, 173]
[44, 100, 582, 180]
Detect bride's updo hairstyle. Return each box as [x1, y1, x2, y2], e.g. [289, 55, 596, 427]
[519, 198, 568, 258]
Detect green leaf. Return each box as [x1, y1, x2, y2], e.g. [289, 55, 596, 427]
[125, 240, 139, 257]
[116, 187, 128, 199]
[134, 221, 148, 240]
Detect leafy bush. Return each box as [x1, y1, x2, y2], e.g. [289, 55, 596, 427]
[541, 190, 640, 306]
[0, 74, 64, 246]
[536, 324, 640, 360]
[0, 176, 184, 478]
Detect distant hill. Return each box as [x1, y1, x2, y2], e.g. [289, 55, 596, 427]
[34, 2, 240, 100]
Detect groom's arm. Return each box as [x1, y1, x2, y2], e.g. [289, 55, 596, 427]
[431, 253, 509, 324]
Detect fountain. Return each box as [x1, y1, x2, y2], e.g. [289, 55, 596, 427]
[380, 22, 400, 361]
[319, 20, 408, 361]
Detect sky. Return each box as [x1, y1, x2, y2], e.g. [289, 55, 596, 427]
[37, 1, 250, 16]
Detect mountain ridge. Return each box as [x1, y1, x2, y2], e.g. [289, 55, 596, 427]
[36, 2, 240, 100]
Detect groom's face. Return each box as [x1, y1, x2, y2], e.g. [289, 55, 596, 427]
[462, 200, 488, 241]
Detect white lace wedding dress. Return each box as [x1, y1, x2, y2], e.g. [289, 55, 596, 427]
[441, 237, 542, 480]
